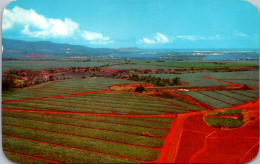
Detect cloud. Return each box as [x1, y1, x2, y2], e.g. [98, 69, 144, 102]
[3, 6, 79, 38]
[176, 35, 221, 41]
[3, 6, 113, 45]
[81, 30, 113, 44]
[138, 33, 169, 45]
[234, 31, 248, 37]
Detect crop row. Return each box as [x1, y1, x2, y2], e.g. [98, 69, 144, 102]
[3, 124, 160, 161]
[142, 73, 230, 87]
[4, 151, 53, 163]
[230, 90, 259, 99]
[3, 99, 170, 115]
[225, 80, 259, 88]
[2, 116, 164, 149]
[2, 111, 169, 138]
[184, 91, 231, 109]
[43, 77, 137, 91]
[3, 136, 137, 163]
[48, 113, 172, 129]
[200, 91, 245, 105]
[215, 91, 255, 102]
[3, 91, 191, 115]
[151, 95, 204, 111]
[208, 71, 259, 80]
[2, 89, 73, 101]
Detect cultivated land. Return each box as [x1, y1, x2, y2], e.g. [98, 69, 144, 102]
[2, 59, 259, 163]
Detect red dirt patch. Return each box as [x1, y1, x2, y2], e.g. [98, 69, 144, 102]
[109, 83, 154, 91]
[100, 68, 120, 73]
[175, 130, 208, 163]
[171, 100, 259, 163]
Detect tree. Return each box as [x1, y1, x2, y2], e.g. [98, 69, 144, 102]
[2, 80, 14, 91]
[135, 85, 145, 93]
[130, 74, 139, 81]
[171, 77, 180, 85]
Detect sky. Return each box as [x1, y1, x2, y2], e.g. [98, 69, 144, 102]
[2, 0, 259, 50]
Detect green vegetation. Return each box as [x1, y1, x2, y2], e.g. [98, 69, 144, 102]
[142, 72, 230, 87]
[209, 71, 259, 88]
[204, 109, 244, 129]
[103, 64, 177, 70]
[3, 90, 185, 115]
[2, 88, 73, 101]
[135, 60, 259, 70]
[184, 91, 231, 109]
[4, 151, 51, 163]
[3, 137, 137, 163]
[49, 113, 172, 129]
[200, 91, 245, 105]
[215, 91, 255, 102]
[208, 71, 259, 80]
[43, 77, 138, 92]
[2, 60, 120, 70]
[231, 90, 259, 99]
[3, 125, 160, 161]
[130, 74, 180, 87]
[204, 118, 243, 129]
[152, 93, 204, 111]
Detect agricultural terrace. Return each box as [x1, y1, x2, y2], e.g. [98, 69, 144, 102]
[2, 74, 259, 163]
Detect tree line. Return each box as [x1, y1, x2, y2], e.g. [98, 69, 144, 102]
[129, 74, 180, 87]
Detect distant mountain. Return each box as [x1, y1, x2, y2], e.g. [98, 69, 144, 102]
[2, 38, 147, 59]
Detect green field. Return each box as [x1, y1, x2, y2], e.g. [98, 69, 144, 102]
[103, 64, 179, 70]
[3, 77, 193, 163]
[2, 60, 120, 70]
[134, 60, 259, 69]
[2, 70, 259, 163]
[185, 90, 258, 109]
[208, 71, 259, 88]
[204, 109, 244, 129]
[141, 72, 230, 87]
[200, 91, 245, 105]
[184, 91, 232, 109]
[42, 77, 138, 92]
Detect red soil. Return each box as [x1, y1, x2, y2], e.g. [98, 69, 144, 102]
[109, 83, 154, 91]
[171, 100, 259, 163]
[174, 131, 208, 163]
[100, 68, 120, 73]
[2, 75, 259, 163]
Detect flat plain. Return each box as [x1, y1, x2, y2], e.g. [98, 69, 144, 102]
[2, 59, 259, 163]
